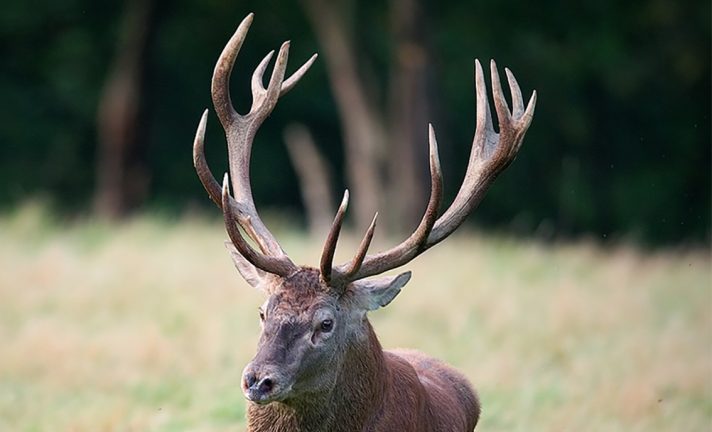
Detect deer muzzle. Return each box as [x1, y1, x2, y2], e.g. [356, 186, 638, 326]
[241, 362, 291, 404]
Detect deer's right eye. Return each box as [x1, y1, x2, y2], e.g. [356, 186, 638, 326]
[320, 319, 333, 332]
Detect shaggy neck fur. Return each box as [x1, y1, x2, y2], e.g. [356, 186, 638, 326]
[246, 320, 386, 432]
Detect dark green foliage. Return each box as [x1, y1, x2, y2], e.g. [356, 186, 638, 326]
[0, 0, 708, 244]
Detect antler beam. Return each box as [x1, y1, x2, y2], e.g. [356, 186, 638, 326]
[324, 59, 536, 285]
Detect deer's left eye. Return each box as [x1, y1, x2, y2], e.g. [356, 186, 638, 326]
[320, 319, 333, 332]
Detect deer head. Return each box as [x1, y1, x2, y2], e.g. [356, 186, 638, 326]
[193, 14, 535, 406]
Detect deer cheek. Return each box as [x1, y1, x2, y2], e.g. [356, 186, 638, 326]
[309, 327, 332, 345]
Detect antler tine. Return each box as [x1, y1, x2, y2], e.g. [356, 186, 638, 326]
[281, 53, 318, 95]
[505, 67, 524, 117]
[335, 125, 443, 280]
[222, 174, 297, 277]
[251, 45, 319, 114]
[320, 190, 349, 282]
[337, 212, 378, 281]
[490, 60, 512, 126]
[212, 13, 253, 128]
[251, 49, 276, 100]
[193, 109, 221, 207]
[249, 40, 291, 117]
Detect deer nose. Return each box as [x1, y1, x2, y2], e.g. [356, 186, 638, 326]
[242, 369, 277, 403]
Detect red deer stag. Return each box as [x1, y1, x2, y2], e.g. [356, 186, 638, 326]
[193, 13, 535, 432]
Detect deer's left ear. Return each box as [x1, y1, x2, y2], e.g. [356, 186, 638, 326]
[351, 271, 412, 311]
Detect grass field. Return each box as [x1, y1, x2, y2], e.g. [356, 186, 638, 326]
[0, 204, 710, 431]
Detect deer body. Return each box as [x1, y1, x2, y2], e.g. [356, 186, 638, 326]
[192, 13, 535, 432]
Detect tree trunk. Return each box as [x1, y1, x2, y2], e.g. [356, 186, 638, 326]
[300, 0, 386, 232]
[300, 0, 435, 235]
[284, 124, 335, 237]
[387, 0, 432, 232]
[93, 0, 156, 219]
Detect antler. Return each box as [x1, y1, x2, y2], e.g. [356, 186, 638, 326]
[193, 13, 316, 276]
[322, 59, 536, 287]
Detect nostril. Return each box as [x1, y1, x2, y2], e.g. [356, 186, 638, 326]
[258, 377, 274, 393]
[244, 372, 258, 389]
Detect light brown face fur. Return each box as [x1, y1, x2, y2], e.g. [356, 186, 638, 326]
[241, 268, 366, 404]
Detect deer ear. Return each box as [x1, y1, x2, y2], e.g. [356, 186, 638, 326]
[351, 271, 412, 311]
[224, 240, 267, 289]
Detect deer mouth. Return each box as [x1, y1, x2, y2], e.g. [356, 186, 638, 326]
[244, 386, 290, 405]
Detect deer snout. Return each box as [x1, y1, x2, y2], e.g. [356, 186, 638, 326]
[242, 364, 282, 404]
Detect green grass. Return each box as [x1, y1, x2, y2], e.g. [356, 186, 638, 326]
[0, 204, 710, 431]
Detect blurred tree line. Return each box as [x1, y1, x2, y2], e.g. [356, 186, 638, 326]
[0, 0, 709, 245]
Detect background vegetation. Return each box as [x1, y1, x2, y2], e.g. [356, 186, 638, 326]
[1, 0, 709, 244]
[0, 207, 709, 431]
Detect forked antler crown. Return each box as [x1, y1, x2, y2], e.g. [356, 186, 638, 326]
[194, 14, 536, 290]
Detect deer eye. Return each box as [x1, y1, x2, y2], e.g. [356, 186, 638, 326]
[258, 309, 265, 321]
[320, 319, 333, 332]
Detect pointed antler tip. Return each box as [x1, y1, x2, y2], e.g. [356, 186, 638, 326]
[490, 60, 503, 81]
[527, 90, 538, 106]
[525, 91, 538, 115]
[239, 13, 255, 30]
[428, 125, 440, 152]
[341, 192, 349, 206]
[197, 110, 209, 129]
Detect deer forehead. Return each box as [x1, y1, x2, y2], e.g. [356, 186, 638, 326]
[278, 268, 327, 292]
[262, 268, 340, 318]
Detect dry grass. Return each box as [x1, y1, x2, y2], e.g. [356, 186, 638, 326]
[0, 204, 710, 431]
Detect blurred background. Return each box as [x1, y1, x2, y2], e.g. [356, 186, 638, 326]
[1, 0, 709, 243]
[0, 0, 710, 431]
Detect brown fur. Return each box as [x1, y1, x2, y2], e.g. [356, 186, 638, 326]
[244, 270, 480, 432]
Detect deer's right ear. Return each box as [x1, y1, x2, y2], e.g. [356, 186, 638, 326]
[225, 241, 267, 289]
[351, 271, 412, 311]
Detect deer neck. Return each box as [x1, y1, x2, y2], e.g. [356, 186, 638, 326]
[246, 319, 387, 432]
